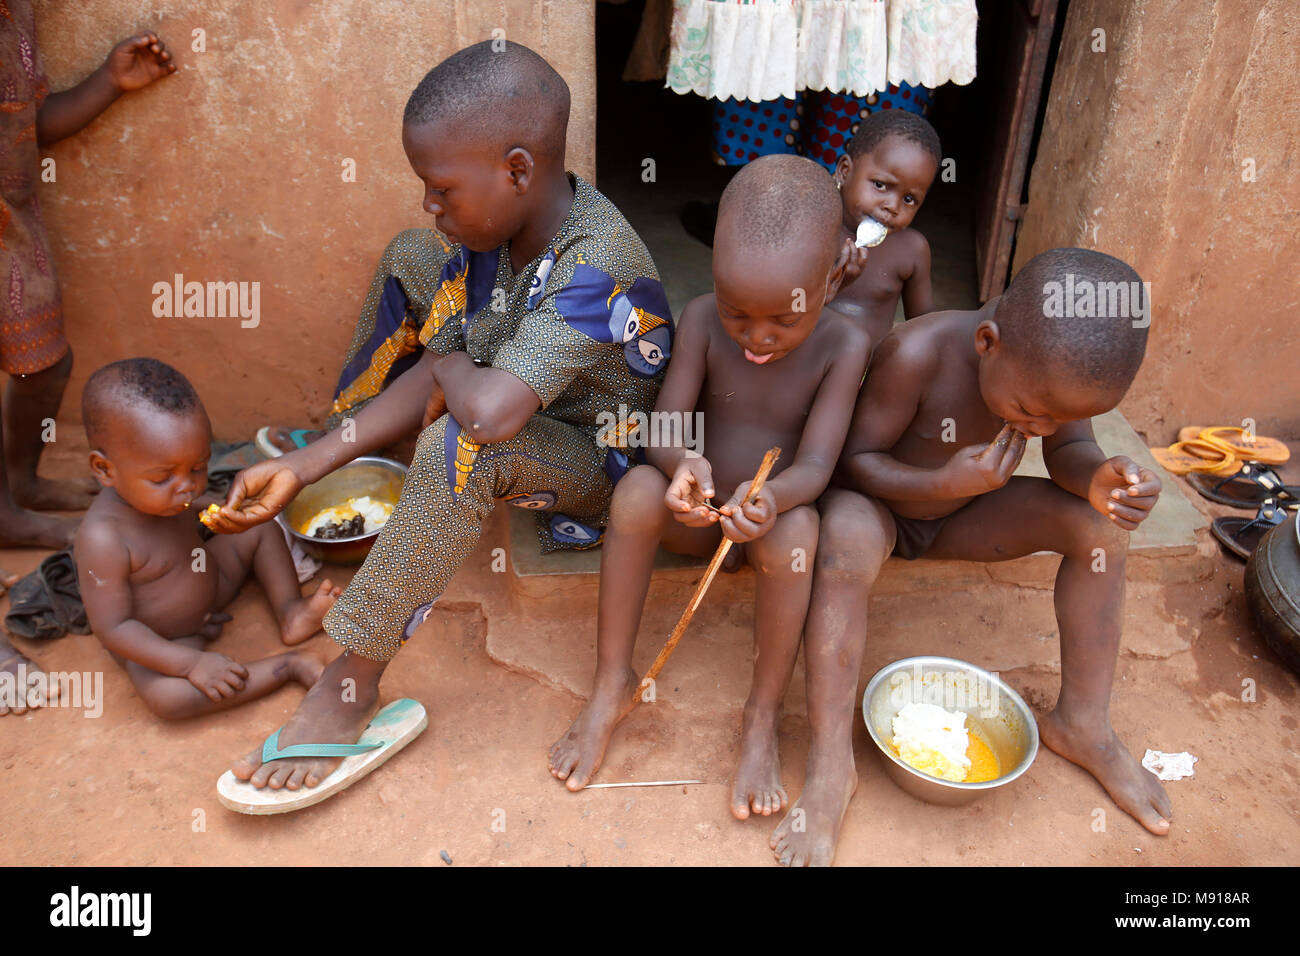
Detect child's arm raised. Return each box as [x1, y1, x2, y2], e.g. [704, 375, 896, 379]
[838, 334, 1023, 501]
[75, 524, 248, 701]
[1043, 421, 1162, 531]
[900, 233, 934, 319]
[36, 33, 176, 147]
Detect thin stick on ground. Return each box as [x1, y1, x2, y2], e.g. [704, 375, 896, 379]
[585, 779, 703, 790]
[635, 446, 782, 702]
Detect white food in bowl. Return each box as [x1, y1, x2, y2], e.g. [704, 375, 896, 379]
[891, 701, 971, 782]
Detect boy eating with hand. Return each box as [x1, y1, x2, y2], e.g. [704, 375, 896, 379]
[74, 359, 334, 719]
[221, 41, 673, 795]
[549, 155, 870, 824]
[830, 111, 941, 345]
[776, 248, 1170, 866]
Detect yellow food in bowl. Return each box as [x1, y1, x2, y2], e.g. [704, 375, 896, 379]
[890, 702, 1001, 784]
[963, 732, 1000, 783]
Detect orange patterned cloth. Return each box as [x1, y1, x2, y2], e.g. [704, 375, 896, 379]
[0, 0, 69, 375]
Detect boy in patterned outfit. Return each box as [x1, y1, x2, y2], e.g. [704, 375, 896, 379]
[209, 41, 672, 794]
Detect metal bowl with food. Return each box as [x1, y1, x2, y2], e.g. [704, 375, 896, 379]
[277, 457, 407, 564]
[862, 655, 1039, 806]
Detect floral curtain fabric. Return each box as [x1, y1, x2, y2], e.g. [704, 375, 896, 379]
[667, 0, 977, 101]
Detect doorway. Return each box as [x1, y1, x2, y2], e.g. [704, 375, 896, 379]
[593, 0, 1065, 319]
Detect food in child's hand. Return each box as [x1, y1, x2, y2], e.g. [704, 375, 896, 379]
[303, 496, 394, 540]
[199, 503, 222, 529]
[855, 216, 888, 248]
[890, 701, 1001, 783]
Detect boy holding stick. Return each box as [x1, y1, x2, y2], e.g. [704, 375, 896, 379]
[549, 156, 870, 822]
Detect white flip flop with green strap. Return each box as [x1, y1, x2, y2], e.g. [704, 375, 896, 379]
[216, 698, 428, 815]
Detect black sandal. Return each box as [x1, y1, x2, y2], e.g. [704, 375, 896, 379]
[1211, 497, 1291, 560]
[1189, 462, 1300, 509]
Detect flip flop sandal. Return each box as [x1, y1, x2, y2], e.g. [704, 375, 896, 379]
[1151, 439, 1239, 476]
[216, 698, 428, 815]
[1196, 426, 1290, 466]
[1211, 497, 1290, 561]
[1188, 462, 1300, 509]
[254, 426, 320, 459]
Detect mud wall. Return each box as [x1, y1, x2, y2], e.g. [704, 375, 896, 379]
[32, 0, 595, 437]
[1013, 0, 1298, 441]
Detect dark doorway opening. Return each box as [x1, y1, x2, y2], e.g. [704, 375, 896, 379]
[594, 0, 1063, 320]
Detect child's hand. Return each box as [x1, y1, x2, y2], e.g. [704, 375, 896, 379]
[1088, 456, 1162, 530]
[104, 32, 177, 93]
[206, 459, 306, 533]
[719, 482, 777, 543]
[666, 454, 720, 526]
[940, 423, 1027, 498]
[186, 652, 248, 702]
[842, 241, 870, 286]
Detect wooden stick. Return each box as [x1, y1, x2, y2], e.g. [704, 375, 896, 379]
[636, 447, 781, 701]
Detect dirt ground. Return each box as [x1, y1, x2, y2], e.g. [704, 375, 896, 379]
[3, 435, 1299, 867]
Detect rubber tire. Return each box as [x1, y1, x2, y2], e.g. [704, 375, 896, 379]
[1244, 511, 1300, 675]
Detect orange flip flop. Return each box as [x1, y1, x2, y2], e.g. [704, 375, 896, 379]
[1151, 439, 1240, 476]
[1197, 426, 1290, 466]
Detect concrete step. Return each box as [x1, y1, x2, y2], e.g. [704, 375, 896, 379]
[484, 409, 1213, 714]
[508, 409, 1210, 587]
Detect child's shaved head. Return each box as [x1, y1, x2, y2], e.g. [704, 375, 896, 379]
[846, 110, 941, 164]
[996, 248, 1149, 391]
[83, 358, 201, 450]
[404, 40, 570, 159]
[716, 154, 843, 271]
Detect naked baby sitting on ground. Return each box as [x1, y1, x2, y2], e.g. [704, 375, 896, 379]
[73, 358, 336, 719]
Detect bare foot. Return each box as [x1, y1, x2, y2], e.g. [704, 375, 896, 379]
[0, 637, 60, 715]
[548, 667, 639, 791]
[730, 706, 787, 819]
[1039, 709, 1172, 835]
[770, 747, 858, 866]
[280, 579, 342, 646]
[10, 475, 97, 511]
[231, 653, 380, 790]
[0, 507, 77, 549]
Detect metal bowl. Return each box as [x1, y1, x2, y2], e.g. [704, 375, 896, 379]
[862, 655, 1039, 806]
[276, 457, 407, 564]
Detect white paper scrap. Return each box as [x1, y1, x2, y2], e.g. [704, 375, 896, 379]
[1142, 749, 1198, 781]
